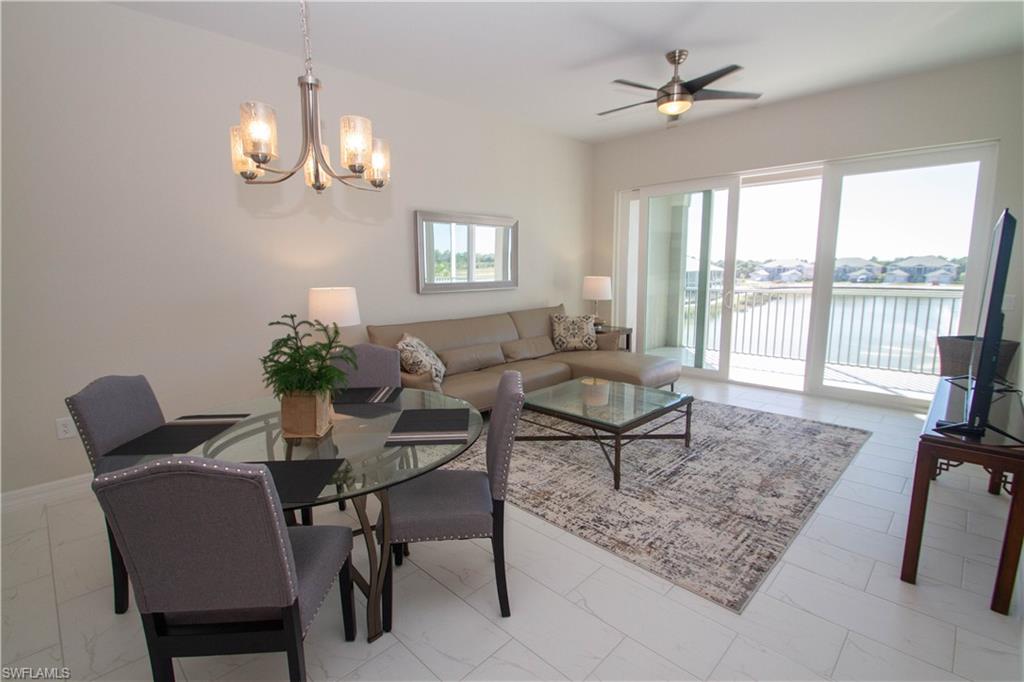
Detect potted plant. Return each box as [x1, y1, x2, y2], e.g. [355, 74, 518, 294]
[261, 314, 357, 438]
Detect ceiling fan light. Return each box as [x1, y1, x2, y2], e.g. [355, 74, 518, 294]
[658, 98, 692, 116]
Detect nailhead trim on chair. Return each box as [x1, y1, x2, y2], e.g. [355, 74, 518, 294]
[64, 398, 97, 470]
[94, 457, 298, 600]
[302, 575, 338, 638]
[493, 373, 525, 501]
[392, 531, 493, 543]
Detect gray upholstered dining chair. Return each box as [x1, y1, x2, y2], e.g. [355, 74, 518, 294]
[333, 343, 401, 389]
[65, 375, 166, 614]
[382, 370, 524, 627]
[93, 458, 356, 682]
[330, 344, 401, 514]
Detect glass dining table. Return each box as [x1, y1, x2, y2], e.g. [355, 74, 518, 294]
[96, 389, 483, 642]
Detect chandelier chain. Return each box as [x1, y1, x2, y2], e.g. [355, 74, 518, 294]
[298, 0, 314, 77]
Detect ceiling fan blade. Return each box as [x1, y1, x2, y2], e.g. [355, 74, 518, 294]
[597, 99, 657, 116]
[693, 88, 762, 101]
[612, 79, 659, 91]
[684, 65, 742, 93]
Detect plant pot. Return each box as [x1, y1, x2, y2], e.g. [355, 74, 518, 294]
[936, 335, 1020, 381]
[280, 392, 333, 438]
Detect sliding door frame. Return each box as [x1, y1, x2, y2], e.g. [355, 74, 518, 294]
[804, 141, 1000, 406]
[616, 175, 740, 381]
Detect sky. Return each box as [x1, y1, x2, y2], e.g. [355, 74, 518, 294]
[731, 161, 980, 263]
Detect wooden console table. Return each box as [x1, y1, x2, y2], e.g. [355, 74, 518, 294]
[901, 377, 1024, 614]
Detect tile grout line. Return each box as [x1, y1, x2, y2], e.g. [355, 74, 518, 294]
[702, 631, 739, 681]
[860, 558, 1024, 648]
[576, 630, 626, 681]
[566, 576, 737, 680]
[42, 504, 67, 671]
[343, 639, 403, 680]
[951, 625, 961, 676]
[396, 551, 515, 678]
[777, 560, 1009, 675]
[857, 630, 973, 680]
[827, 628, 849, 680]
[459, 570, 630, 680]
[561, 560, 604, 598]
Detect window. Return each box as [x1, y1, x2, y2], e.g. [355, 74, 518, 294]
[416, 211, 517, 293]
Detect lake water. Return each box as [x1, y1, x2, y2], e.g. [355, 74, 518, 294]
[679, 288, 963, 375]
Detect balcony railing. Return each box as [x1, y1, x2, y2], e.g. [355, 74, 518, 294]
[681, 286, 963, 375]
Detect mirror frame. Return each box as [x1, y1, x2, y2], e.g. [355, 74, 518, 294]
[415, 210, 519, 294]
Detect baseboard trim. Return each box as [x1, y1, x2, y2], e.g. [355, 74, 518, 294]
[1, 472, 93, 512]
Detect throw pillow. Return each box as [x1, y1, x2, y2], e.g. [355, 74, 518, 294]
[501, 335, 556, 361]
[438, 343, 506, 375]
[551, 314, 598, 351]
[396, 334, 446, 386]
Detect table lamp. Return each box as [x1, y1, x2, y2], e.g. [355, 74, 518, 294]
[308, 287, 361, 328]
[582, 276, 612, 329]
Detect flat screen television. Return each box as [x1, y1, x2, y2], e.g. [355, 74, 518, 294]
[936, 209, 1017, 439]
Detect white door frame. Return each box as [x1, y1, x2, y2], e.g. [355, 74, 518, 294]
[805, 141, 999, 406]
[616, 175, 740, 381]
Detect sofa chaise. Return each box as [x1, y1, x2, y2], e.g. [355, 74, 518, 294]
[366, 305, 681, 410]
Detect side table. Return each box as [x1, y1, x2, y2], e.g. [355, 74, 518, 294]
[596, 325, 633, 352]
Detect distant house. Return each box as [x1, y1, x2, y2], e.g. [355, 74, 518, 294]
[883, 268, 910, 283]
[778, 268, 804, 283]
[834, 257, 881, 282]
[890, 256, 958, 283]
[925, 269, 956, 285]
[762, 259, 814, 282]
[683, 257, 724, 290]
[846, 268, 875, 283]
[748, 268, 771, 282]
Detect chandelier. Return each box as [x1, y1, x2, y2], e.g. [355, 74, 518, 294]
[228, 0, 390, 193]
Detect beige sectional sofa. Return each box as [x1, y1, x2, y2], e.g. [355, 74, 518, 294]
[366, 305, 681, 410]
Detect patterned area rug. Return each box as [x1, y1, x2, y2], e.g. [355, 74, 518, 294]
[450, 399, 870, 612]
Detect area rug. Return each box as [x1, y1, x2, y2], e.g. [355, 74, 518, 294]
[450, 399, 871, 612]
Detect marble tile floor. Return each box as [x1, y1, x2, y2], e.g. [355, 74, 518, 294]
[2, 377, 1021, 681]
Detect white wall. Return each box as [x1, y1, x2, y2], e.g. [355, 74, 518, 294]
[591, 52, 1024, 349]
[1, 3, 591, 491]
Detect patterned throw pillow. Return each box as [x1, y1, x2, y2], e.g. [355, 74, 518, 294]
[396, 334, 446, 386]
[551, 314, 598, 351]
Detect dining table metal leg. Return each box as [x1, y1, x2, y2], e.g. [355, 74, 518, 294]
[350, 490, 392, 642]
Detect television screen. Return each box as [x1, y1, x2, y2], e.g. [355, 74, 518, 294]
[940, 209, 1016, 437]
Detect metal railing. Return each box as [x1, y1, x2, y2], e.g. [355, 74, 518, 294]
[679, 286, 963, 375]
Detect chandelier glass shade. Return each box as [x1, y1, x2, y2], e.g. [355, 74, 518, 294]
[229, 0, 391, 193]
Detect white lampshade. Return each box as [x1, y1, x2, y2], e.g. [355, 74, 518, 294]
[308, 287, 361, 328]
[582, 276, 613, 301]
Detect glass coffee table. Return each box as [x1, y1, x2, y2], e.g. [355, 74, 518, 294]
[517, 377, 694, 489]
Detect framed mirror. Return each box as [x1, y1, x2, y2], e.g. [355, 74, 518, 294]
[415, 210, 518, 293]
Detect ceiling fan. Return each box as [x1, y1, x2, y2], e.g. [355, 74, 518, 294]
[597, 49, 761, 121]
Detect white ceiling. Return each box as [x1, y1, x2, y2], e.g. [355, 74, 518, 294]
[125, 2, 1023, 142]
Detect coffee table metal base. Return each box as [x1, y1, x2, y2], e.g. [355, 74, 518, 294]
[517, 402, 693, 490]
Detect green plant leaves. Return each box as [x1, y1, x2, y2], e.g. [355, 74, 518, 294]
[260, 314, 358, 398]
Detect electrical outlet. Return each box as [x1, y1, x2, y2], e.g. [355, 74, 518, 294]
[1003, 294, 1017, 313]
[56, 417, 77, 440]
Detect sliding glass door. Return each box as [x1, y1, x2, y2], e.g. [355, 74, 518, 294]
[615, 143, 996, 406]
[629, 177, 738, 379]
[729, 172, 823, 391]
[807, 143, 997, 403]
